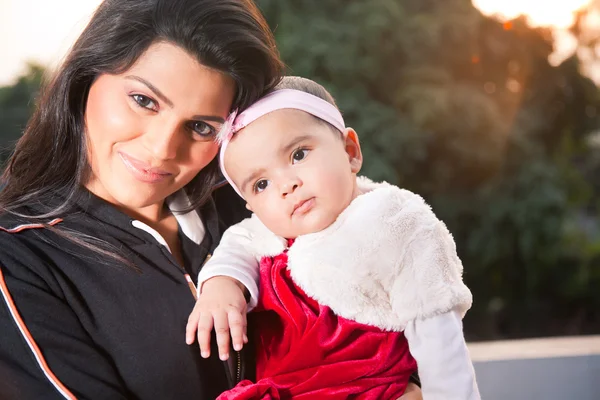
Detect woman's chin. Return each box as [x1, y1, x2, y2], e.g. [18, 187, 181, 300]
[97, 181, 173, 214]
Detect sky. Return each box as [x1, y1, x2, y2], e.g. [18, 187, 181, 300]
[0, 0, 595, 86]
[0, 0, 103, 85]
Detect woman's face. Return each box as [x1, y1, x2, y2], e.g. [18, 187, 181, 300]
[84, 42, 235, 216]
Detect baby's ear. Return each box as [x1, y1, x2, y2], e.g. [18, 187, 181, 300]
[344, 128, 363, 173]
[245, 202, 253, 212]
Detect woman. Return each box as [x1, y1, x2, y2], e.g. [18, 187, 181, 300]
[0, 0, 422, 398]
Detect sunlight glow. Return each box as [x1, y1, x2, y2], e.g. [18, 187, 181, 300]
[0, 0, 596, 85]
[473, 0, 595, 68]
[473, 0, 592, 28]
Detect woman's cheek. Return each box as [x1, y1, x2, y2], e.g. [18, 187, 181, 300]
[165, 142, 218, 193]
[185, 141, 219, 172]
[86, 79, 139, 148]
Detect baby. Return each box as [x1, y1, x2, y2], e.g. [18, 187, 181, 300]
[187, 76, 480, 399]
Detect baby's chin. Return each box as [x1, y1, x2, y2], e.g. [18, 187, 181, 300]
[269, 218, 338, 240]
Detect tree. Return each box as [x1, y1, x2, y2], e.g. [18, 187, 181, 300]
[0, 63, 45, 164]
[256, 0, 600, 339]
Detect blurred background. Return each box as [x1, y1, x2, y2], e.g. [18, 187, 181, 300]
[253, 0, 600, 342]
[1, 0, 599, 397]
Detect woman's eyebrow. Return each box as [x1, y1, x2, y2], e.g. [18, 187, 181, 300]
[125, 75, 227, 123]
[125, 75, 174, 107]
[191, 115, 226, 123]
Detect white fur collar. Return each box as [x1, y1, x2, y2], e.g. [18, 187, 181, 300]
[245, 176, 472, 331]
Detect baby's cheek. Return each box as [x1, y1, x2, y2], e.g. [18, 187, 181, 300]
[253, 204, 283, 232]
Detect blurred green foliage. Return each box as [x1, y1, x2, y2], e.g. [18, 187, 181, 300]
[255, 0, 600, 339]
[0, 63, 44, 163]
[0, 1, 598, 339]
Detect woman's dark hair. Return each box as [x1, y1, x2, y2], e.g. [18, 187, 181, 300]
[0, 0, 282, 264]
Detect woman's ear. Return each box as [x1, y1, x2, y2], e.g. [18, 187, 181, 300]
[344, 128, 363, 174]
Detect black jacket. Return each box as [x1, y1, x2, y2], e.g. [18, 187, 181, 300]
[0, 185, 250, 399]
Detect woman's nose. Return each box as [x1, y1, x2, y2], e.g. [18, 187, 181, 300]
[142, 119, 179, 161]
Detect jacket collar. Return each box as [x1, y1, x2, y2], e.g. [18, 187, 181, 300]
[66, 187, 212, 248]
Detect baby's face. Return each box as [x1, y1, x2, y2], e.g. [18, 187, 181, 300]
[224, 109, 362, 238]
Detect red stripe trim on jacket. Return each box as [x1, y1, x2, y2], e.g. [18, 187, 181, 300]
[0, 218, 63, 233]
[0, 267, 77, 399]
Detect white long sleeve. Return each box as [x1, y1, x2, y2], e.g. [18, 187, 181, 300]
[404, 310, 480, 400]
[196, 221, 261, 309]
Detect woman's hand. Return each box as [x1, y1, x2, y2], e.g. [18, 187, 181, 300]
[185, 276, 248, 361]
[397, 382, 422, 400]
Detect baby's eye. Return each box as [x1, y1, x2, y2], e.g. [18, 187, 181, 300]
[254, 179, 270, 193]
[292, 148, 309, 163]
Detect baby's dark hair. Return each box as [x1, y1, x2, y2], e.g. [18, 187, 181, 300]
[274, 76, 337, 106]
[274, 76, 342, 135]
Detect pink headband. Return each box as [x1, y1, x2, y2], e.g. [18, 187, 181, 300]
[216, 88, 345, 198]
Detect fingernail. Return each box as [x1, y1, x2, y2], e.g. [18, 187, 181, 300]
[201, 351, 209, 358]
[220, 353, 229, 361]
[234, 343, 242, 351]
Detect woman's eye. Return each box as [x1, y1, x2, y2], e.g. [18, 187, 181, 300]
[254, 179, 270, 193]
[131, 94, 157, 111]
[189, 121, 216, 139]
[292, 148, 309, 163]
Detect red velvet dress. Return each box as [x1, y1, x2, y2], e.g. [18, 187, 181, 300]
[218, 245, 417, 400]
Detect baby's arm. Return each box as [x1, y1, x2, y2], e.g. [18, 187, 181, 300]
[186, 217, 262, 361]
[404, 311, 479, 399]
[198, 217, 265, 309]
[389, 192, 479, 398]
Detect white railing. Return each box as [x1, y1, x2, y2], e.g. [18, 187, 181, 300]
[468, 335, 600, 400]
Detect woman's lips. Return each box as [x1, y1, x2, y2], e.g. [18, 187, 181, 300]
[292, 197, 315, 216]
[118, 152, 172, 183]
